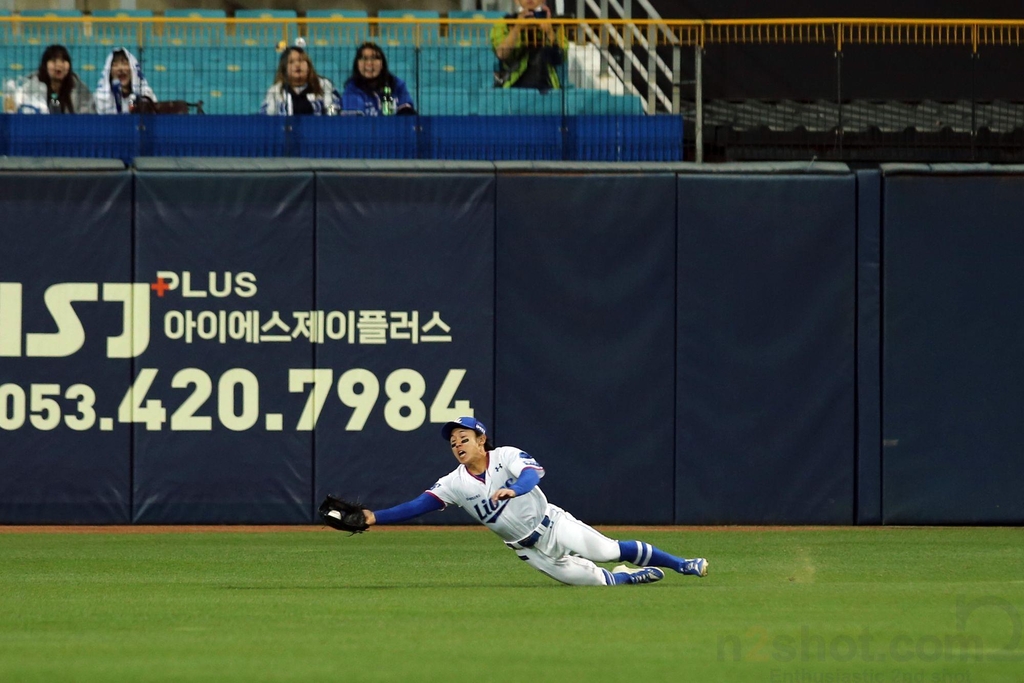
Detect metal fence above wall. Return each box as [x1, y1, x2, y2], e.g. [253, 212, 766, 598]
[2, 16, 1024, 162]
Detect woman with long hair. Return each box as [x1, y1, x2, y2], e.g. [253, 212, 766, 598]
[10, 44, 94, 114]
[261, 45, 339, 115]
[341, 42, 416, 116]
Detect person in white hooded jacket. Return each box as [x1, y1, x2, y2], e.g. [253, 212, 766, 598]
[95, 47, 156, 114]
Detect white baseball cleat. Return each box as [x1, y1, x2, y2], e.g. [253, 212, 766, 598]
[612, 564, 665, 585]
[680, 558, 709, 577]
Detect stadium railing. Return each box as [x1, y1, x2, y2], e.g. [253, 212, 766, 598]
[2, 16, 1023, 161]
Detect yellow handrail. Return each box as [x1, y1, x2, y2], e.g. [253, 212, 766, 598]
[2, 17, 1024, 51]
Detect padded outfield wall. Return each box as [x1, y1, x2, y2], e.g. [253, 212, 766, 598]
[0, 160, 1020, 525]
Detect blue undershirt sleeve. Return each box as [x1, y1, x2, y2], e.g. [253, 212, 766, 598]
[509, 467, 541, 497]
[372, 492, 444, 525]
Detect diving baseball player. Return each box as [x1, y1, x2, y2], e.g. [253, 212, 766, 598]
[320, 417, 708, 586]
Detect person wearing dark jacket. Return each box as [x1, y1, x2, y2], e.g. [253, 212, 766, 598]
[340, 42, 416, 116]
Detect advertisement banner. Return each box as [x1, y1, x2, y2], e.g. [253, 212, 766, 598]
[132, 172, 316, 523]
[0, 172, 133, 522]
[314, 173, 495, 521]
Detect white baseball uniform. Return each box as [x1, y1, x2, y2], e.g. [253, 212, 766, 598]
[426, 446, 621, 586]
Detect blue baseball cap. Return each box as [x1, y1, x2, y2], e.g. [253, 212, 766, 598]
[441, 417, 487, 441]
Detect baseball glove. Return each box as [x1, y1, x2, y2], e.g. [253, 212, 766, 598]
[318, 494, 370, 534]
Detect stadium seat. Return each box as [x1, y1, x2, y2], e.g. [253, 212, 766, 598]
[235, 10, 298, 18]
[477, 88, 564, 116]
[2, 47, 29, 81]
[161, 9, 226, 47]
[417, 87, 476, 116]
[566, 89, 645, 115]
[18, 10, 83, 46]
[377, 10, 440, 47]
[88, 9, 152, 48]
[234, 9, 298, 47]
[305, 10, 368, 48]
[446, 10, 504, 47]
[71, 44, 109, 82]
[419, 46, 494, 90]
[0, 9, 12, 42]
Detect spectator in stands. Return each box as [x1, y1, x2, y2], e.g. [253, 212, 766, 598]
[9, 45, 94, 114]
[261, 44, 340, 115]
[491, 0, 567, 90]
[95, 48, 156, 114]
[340, 42, 416, 116]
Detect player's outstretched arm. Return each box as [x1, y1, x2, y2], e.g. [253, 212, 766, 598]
[370, 492, 444, 525]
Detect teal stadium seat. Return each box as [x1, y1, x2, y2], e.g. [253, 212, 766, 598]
[418, 87, 476, 116]
[234, 9, 298, 47]
[305, 10, 368, 50]
[221, 48, 278, 102]
[566, 89, 645, 115]
[2, 46, 30, 83]
[0, 9, 11, 42]
[160, 9, 226, 47]
[89, 9, 152, 47]
[446, 10, 504, 47]
[18, 10, 83, 47]
[420, 46, 494, 91]
[477, 88, 563, 116]
[377, 10, 440, 47]
[71, 44, 109, 83]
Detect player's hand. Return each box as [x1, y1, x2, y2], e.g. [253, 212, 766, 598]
[491, 488, 517, 504]
[364, 509, 376, 525]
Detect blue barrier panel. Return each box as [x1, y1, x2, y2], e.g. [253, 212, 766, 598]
[568, 115, 683, 161]
[676, 174, 856, 524]
[4, 115, 138, 162]
[882, 173, 1024, 524]
[314, 173, 495, 522]
[294, 116, 418, 159]
[1, 115, 688, 162]
[424, 115, 563, 160]
[142, 115, 287, 157]
[0, 172, 133, 522]
[132, 172, 315, 522]
[495, 174, 676, 524]
[855, 170, 882, 524]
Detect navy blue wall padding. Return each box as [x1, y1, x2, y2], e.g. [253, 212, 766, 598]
[0, 172, 133, 522]
[495, 174, 677, 524]
[314, 173, 495, 524]
[855, 170, 882, 524]
[675, 175, 857, 524]
[132, 173, 315, 522]
[882, 174, 1024, 524]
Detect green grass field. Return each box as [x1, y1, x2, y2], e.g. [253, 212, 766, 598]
[1, 527, 1022, 682]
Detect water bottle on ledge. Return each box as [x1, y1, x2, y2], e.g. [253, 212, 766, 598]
[380, 86, 394, 116]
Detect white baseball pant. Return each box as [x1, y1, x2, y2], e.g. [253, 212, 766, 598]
[508, 504, 620, 586]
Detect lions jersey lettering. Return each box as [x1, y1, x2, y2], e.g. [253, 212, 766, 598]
[427, 446, 548, 543]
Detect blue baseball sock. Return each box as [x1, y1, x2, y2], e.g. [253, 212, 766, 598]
[618, 540, 686, 573]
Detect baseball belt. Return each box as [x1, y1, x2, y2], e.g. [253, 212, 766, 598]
[505, 515, 552, 550]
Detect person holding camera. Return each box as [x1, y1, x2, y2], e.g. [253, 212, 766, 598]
[491, 0, 567, 90]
